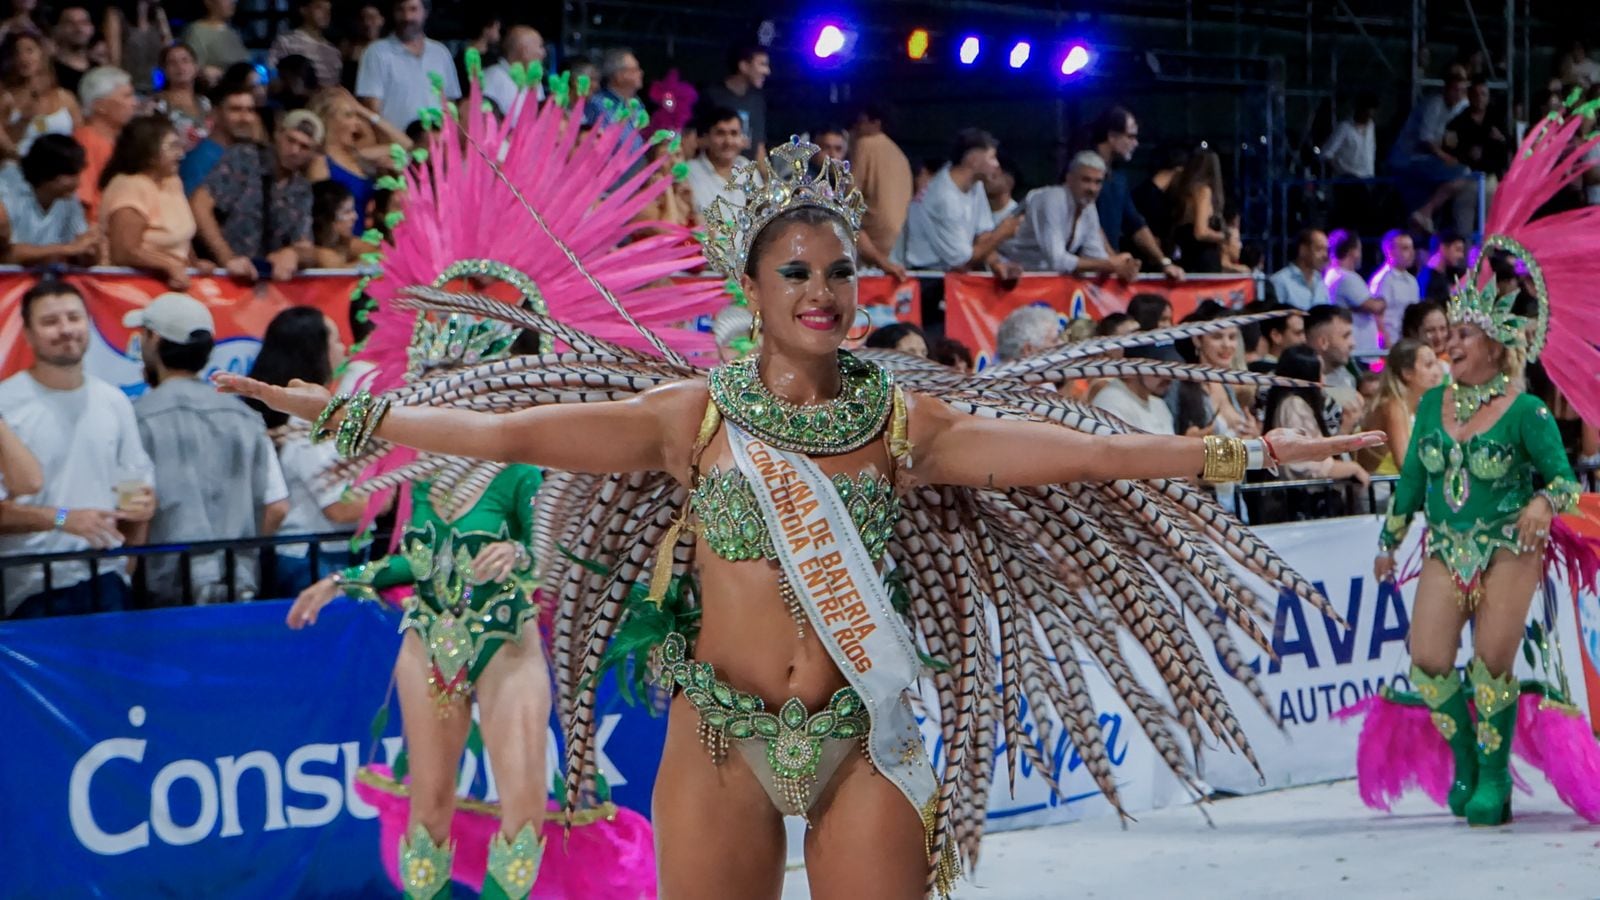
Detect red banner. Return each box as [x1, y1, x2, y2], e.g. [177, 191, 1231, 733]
[1565, 495, 1600, 732]
[0, 269, 357, 397]
[942, 273, 1256, 369]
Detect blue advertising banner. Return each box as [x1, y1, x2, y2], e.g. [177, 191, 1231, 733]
[0, 600, 669, 899]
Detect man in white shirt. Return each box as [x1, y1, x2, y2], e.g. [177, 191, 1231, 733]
[685, 106, 749, 216]
[897, 128, 1021, 277]
[1268, 228, 1331, 310]
[1370, 229, 1419, 345]
[1092, 343, 1178, 435]
[355, 0, 462, 128]
[482, 25, 546, 117]
[1004, 151, 1140, 279]
[1324, 229, 1383, 353]
[983, 157, 1018, 226]
[1322, 92, 1377, 178]
[0, 280, 155, 617]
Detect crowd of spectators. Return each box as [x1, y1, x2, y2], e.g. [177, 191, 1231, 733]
[0, 6, 1597, 615]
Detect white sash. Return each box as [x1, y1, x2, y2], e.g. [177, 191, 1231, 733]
[724, 420, 936, 818]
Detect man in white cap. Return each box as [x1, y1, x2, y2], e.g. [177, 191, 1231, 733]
[0, 279, 155, 617]
[129, 293, 289, 605]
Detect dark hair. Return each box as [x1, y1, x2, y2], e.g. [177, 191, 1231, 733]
[918, 157, 943, 176]
[1127, 293, 1171, 331]
[349, 297, 376, 343]
[159, 42, 197, 71]
[1174, 299, 1227, 363]
[744, 205, 850, 275]
[312, 180, 353, 249]
[217, 61, 259, 98]
[99, 114, 175, 189]
[692, 104, 741, 134]
[1305, 303, 1352, 336]
[248, 307, 335, 428]
[1264, 344, 1330, 436]
[1238, 242, 1265, 270]
[812, 123, 847, 142]
[21, 277, 81, 325]
[948, 127, 998, 167]
[1095, 311, 1132, 336]
[155, 333, 215, 373]
[0, 31, 50, 90]
[1152, 142, 1189, 171]
[1294, 227, 1324, 252]
[1430, 230, 1465, 252]
[930, 337, 972, 369]
[20, 133, 85, 187]
[852, 100, 891, 128]
[864, 322, 925, 351]
[404, 118, 428, 146]
[274, 54, 320, 99]
[1354, 90, 1379, 113]
[1328, 228, 1361, 261]
[1089, 105, 1135, 147]
[726, 43, 767, 75]
[1255, 303, 1302, 344]
[1401, 300, 1446, 339]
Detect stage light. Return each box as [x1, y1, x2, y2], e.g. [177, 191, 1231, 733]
[813, 24, 848, 59]
[958, 36, 980, 65]
[1060, 43, 1091, 76]
[908, 28, 930, 60]
[1008, 41, 1031, 69]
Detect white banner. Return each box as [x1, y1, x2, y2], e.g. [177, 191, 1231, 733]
[882, 514, 1593, 841]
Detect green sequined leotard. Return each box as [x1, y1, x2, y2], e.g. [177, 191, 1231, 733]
[689, 466, 900, 562]
[339, 465, 542, 701]
[1380, 387, 1580, 602]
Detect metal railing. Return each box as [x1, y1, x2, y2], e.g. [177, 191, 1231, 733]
[0, 531, 384, 618]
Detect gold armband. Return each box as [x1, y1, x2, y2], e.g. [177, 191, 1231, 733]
[1201, 434, 1248, 484]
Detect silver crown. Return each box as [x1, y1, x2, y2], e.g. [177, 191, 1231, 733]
[700, 138, 866, 278]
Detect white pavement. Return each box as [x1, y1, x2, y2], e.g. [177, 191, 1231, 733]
[781, 779, 1600, 899]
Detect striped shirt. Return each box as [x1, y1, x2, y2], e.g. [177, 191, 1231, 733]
[268, 28, 343, 89]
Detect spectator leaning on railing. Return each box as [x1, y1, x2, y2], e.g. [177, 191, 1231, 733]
[898, 127, 1021, 279]
[0, 133, 100, 265]
[192, 109, 323, 282]
[0, 279, 155, 619]
[1005, 150, 1139, 280]
[130, 293, 288, 606]
[101, 114, 198, 290]
[1268, 228, 1331, 311]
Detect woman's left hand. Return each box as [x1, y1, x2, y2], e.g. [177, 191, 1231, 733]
[1515, 496, 1555, 555]
[1263, 427, 1386, 465]
[469, 541, 527, 584]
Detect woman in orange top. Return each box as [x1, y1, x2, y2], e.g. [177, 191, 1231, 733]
[100, 115, 200, 290]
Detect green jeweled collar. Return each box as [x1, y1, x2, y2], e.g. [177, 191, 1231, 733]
[1451, 372, 1510, 424]
[707, 351, 893, 455]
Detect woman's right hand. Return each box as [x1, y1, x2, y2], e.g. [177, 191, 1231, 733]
[1373, 553, 1395, 582]
[215, 374, 333, 422]
[287, 576, 341, 629]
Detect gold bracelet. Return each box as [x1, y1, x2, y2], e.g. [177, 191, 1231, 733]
[1201, 434, 1248, 483]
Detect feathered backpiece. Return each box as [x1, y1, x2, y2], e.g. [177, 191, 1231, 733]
[349, 127, 1348, 892]
[1451, 99, 1600, 423]
[333, 61, 728, 525]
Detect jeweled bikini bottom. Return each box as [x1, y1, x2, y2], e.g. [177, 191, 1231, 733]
[656, 632, 870, 817]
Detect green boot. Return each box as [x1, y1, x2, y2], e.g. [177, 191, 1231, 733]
[1465, 658, 1519, 827]
[1411, 665, 1477, 817]
[398, 823, 454, 900]
[481, 823, 544, 900]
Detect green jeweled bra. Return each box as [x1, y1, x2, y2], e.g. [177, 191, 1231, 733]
[689, 465, 900, 562]
[707, 351, 894, 455]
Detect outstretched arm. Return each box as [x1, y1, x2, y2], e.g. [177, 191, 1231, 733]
[907, 392, 1383, 488]
[214, 374, 707, 479]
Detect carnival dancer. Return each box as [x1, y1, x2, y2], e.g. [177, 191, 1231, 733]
[1338, 102, 1600, 827]
[273, 58, 720, 900]
[220, 98, 1383, 897]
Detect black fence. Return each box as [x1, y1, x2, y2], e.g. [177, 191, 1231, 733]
[0, 531, 386, 618]
[3, 462, 1595, 618]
